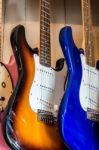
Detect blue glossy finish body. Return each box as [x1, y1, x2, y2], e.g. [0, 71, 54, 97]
[58, 26, 99, 150]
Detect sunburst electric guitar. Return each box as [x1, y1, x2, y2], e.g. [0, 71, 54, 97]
[58, 0, 99, 149]
[3, 0, 67, 149]
[0, 0, 18, 112]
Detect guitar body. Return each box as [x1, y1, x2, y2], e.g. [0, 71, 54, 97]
[58, 26, 99, 150]
[3, 25, 66, 150]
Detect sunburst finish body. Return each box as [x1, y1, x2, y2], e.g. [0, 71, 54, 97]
[3, 25, 67, 150]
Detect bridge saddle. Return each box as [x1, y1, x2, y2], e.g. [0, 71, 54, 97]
[37, 109, 57, 125]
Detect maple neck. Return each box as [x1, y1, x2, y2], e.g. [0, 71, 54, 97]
[40, 0, 51, 67]
[82, 0, 95, 67]
[0, 0, 3, 62]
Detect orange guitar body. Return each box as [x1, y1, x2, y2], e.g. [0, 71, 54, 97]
[3, 25, 66, 150]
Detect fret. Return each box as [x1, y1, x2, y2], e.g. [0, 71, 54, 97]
[41, 6, 50, 15]
[42, 0, 50, 5]
[40, 58, 51, 63]
[41, 12, 50, 20]
[40, 19, 50, 25]
[40, 45, 50, 52]
[41, 19, 50, 26]
[40, 34, 50, 41]
[40, 54, 51, 61]
[41, 20, 50, 27]
[41, 25, 50, 32]
[40, 55, 51, 59]
[40, 42, 50, 49]
[40, 30, 50, 36]
[40, 28, 50, 35]
[40, 47, 51, 54]
[40, 59, 51, 65]
[83, 1, 88, 6]
[40, 52, 51, 58]
[40, 53, 51, 59]
[40, 31, 50, 36]
[40, 40, 50, 47]
[40, 24, 50, 33]
[40, 49, 51, 57]
[41, 17, 50, 24]
[41, 37, 50, 45]
[40, 39, 50, 46]
[41, 3, 50, 11]
[40, 32, 50, 39]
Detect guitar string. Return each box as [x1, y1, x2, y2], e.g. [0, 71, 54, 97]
[45, 0, 49, 112]
[40, 1, 45, 109]
[84, 0, 92, 114]
[88, 0, 95, 114]
[41, 0, 43, 111]
[83, 0, 92, 116]
[87, 0, 92, 114]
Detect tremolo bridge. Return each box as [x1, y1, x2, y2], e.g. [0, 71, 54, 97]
[37, 109, 57, 125]
[87, 108, 99, 122]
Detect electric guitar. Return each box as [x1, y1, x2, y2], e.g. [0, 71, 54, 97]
[0, 0, 18, 112]
[58, 0, 99, 149]
[3, 0, 67, 149]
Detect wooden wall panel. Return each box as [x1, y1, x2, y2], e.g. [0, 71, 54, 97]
[2, 0, 99, 66]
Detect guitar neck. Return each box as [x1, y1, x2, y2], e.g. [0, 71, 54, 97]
[82, 0, 95, 67]
[40, 0, 51, 67]
[0, 0, 4, 62]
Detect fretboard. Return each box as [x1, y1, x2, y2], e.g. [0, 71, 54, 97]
[82, 0, 95, 67]
[40, 0, 51, 67]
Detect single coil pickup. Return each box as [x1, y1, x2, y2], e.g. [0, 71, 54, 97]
[83, 68, 97, 75]
[37, 98, 53, 109]
[37, 68, 53, 75]
[33, 82, 54, 93]
[39, 84, 54, 92]
[37, 109, 56, 125]
[83, 82, 98, 90]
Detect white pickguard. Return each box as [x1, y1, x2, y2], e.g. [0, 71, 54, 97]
[0, 63, 13, 111]
[80, 54, 99, 112]
[29, 54, 67, 117]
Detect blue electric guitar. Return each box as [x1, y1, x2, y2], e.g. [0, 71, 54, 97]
[58, 0, 99, 149]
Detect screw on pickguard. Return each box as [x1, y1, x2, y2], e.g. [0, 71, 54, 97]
[2, 82, 6, 88]
[37, 109, 57, 125]
[87, 108, 99, 122]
